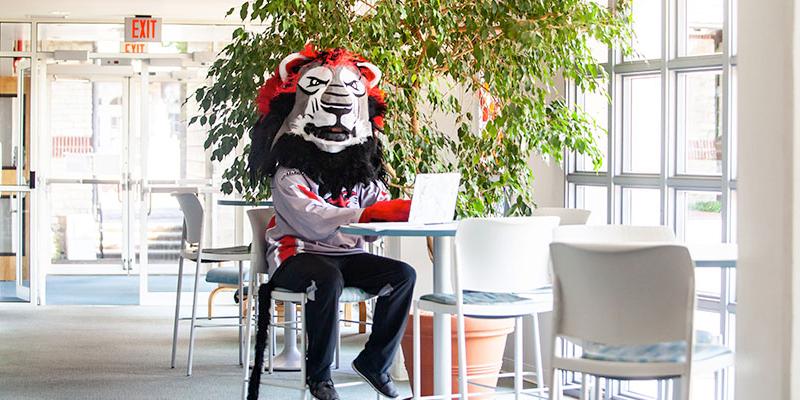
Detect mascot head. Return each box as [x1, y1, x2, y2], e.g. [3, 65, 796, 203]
[249, 46, 387, 195]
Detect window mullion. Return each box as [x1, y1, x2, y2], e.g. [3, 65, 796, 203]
[660, 0, 671, 226]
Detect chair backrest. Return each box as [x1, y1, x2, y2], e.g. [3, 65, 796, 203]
[532, 207, 591, 226]
[173, 193, 204, 244]
[454, 216, 560, 294]
[553, 225, 676, 244]
[549, 242, 695, 346]
[247, 208, 275, 275]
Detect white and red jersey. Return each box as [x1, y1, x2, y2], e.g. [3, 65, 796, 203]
[265, 166, 390, 275]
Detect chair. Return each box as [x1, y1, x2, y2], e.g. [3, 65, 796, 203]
[553, 224, 676, 244]
[170, 193, 251, 376]
[241, 208, 379, 400]
[532, 207, 591, 225]
[412, 216, 561, 400]
[548, 243, 733, 400]
[242, 207, 275, 364]
[551, 224, 677, 396]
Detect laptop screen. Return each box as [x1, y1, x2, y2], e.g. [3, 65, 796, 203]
[407, 173, 460, 224]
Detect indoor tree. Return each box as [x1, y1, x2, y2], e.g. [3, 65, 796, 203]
[195, 0, 633, 217]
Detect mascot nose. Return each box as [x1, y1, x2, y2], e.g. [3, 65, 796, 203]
[322, 104, 352, 118]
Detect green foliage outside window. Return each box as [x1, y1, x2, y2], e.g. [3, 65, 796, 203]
[194, 0, 634, 217]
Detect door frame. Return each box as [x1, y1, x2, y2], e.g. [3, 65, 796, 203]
[39, 57, 218, 305]
[41, 67, 138, 277]
[0, 58, 35, 303]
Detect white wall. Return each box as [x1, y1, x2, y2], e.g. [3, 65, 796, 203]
[737, 0, 797, 398]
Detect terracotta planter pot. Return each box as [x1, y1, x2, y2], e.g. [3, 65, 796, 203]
[401, 313, 515, 396]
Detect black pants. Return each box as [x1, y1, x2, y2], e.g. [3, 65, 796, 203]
[269, 252, 416, 382]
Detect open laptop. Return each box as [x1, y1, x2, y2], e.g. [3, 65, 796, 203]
[348, 173, 460, 230]
[407, 172, 460, 224]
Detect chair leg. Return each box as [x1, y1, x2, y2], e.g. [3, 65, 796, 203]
[456, 309, 468, 399]
[343, 302, 352, 327]
[514, 317, 523, 399]
[531, 313, 545, 391]
[186, 255, 203, 376]
[676, 376, 690, 400]
[268, 298, 275, 374]
[170, 255, 185, 369]
[579, 374, 589, 400]
[300, 296, 308, 400]
[207, 286, 223, 320]
[359, 302, 368, 334]
[271, 306, 277, 357]
[238, 260, 244, 366]
[592, 376, 601, 400]
[335, 302, 341, 369]
[412, 301, 421, 400]
[549, 369, 561, 400]
[242, 271, 258, 400]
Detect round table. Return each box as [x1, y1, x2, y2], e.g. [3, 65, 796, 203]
[339, 222, 458, 398]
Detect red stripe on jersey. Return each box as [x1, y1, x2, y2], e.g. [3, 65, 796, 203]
[267, 215, 277, 229]
[296, 184, 323, 202]
[327, 194, 350, 208]
[277, 236, 298, 263]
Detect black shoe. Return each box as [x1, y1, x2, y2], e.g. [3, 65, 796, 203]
[351, 357, 400, 399]
[308, 379, 340, 400]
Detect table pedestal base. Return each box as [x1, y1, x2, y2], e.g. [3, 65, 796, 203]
[272, 301, 302, 372]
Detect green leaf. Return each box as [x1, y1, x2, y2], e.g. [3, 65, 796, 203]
[240, 3, 249, 21]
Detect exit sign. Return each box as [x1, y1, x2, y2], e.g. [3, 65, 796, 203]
[124, 16, 162, 42]
[122, 43, 147, 53]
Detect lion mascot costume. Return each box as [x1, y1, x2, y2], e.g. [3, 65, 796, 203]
[246, 46, 416, 400]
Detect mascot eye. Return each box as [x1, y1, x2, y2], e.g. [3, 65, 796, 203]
[346, 80, 361, 90]
[307, 77, 327, 87]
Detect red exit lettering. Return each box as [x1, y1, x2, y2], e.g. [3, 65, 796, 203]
[123, 43, 146, 53]
[131, 19, 157, 39]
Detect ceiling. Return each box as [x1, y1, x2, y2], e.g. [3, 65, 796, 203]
[2, 0, 246, 22]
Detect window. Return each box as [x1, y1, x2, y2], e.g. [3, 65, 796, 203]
[566, 0, 736, 398]
[566, 0, 736, 245]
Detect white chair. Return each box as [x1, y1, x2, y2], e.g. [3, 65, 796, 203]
[553, 224, 676, 244]
[532, 207, 591, 226]
[412, 216, 561, 400]
[551, 224, 677, 396]
[241, 208, 380, 400]
[548, 243, 734, 400]
[170, 193, 251, 376]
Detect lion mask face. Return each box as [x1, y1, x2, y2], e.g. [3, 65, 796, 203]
[272, 51, 382, 153]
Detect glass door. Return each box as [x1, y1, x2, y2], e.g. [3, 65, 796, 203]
[0, 58, 33, 302]
[136, 70, 223, 304]
[40, 62, 228, 305]
[41, 64, 142, 304]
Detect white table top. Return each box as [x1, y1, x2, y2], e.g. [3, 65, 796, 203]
[687, 243, 738, 268]
[341, 222, 738, 267]
[217, 199, 274, 207]
[339, 222, 458, 237]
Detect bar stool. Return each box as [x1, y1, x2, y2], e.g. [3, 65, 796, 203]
[170, 193, 251, 376]
[241, 209, 382, 399]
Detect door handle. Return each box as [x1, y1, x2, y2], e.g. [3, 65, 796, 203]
[28, 171, 35, 189]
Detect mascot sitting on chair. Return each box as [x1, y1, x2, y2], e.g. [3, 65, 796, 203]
[247, 46, 416, 400]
